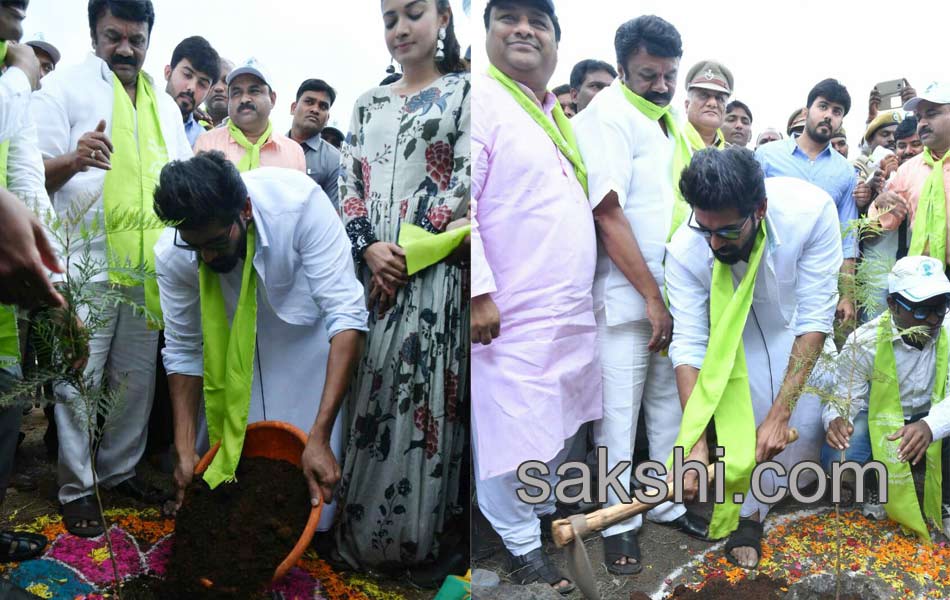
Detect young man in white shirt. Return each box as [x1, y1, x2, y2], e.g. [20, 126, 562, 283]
[667, 147, 842, 569]
[573, 14, 708, 576]
[823, 256, 950, 536]
[152, 151, 368, 533]
[30, 0, 193, 537]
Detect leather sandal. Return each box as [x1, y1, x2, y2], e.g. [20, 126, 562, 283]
[61, 495, 104, 538]
[603, 529, 642, 575]
[724, 518, 763, 570]
[0, 530, 47, 562]
[506, 547, 575, 595]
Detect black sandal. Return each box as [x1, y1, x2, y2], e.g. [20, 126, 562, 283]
[603, 529, 642, 575]
[61, 495, 104, 538]
[0, 530, 48, 562]
[506, 547, 575, 595]
[724, 518, 763, 570]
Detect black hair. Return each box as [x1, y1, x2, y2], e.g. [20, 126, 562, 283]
[552, 83, 571, 96]
[726, 100, 753, 122]
[321, 127, 345, 148]
[483, 0, 562, 43]
[295, 79, 337, 105]
[679, 147, 766, 216]
[379, 72, 402, 86]
[153, 151, 247, 231]
[614, 15, 682, 70]
[895, 116, 919, 141]
[806, 78, 852, 116]
[88, 0, 155, 39]
[434, 0, 468, 74]
[170, 36, 220, 83]
[569, 59, 618, 90]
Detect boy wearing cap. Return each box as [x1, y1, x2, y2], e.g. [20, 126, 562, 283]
[823, 256, 950, 540]
[871, 82, 950, 270]
[683, 60, 734, 150]
[193, 57, 304, 173]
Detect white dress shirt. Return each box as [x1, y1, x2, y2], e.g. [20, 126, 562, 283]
[30, 54, 192, 280]
[0, 66, 31, 143]
[822, 314, 950, 441]
[156, 167, 368, 426]
[573, 79, 676, 325]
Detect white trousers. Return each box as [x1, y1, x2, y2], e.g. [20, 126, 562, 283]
[55, 284, 158, 504]
[594, 316, 685, 537]
[475, 442, 571, 557]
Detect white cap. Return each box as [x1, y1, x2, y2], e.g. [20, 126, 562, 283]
[226, 57, 272, 88]
[903, 81, 950, 112]
[888, 256, 950, 302]
[25, 32, 60, 65]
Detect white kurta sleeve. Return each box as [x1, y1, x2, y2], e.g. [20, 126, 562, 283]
[470, 104, 496, 298]
[0, 67, 31, 143]
[294, 186, 368, 339]
[825, 325, 874, 430]
[155, 236, 204, 377]
[29, 74, 72, 161]
[574, 111, 633, 210]
[793, 198, 842, 337]
[666, 245, 709, 370]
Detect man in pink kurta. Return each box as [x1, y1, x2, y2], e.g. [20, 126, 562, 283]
[471, 0, 601, 593]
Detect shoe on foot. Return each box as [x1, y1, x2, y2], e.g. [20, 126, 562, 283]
[861, 489, 886, 521]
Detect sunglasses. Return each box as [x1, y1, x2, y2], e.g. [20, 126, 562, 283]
[893, 295, 950, 321]
[173, 218, 241, 253]
[687, 211, 752, 241]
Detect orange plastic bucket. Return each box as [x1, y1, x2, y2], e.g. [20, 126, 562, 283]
[193, 420, 322, 582]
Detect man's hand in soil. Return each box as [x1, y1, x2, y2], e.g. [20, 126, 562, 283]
[166, 448, 200, 515]
[889, 420, 933, 465]
[301, 436, 340, 506]
[826, 417, 853, 451]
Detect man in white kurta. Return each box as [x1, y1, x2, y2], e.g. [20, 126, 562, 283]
[667, 148, 842, 567]
[31, 2, 193, 530]
[155, 157, 367, 531]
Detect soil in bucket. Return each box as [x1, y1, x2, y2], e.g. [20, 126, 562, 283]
[159, 455, 311, 598]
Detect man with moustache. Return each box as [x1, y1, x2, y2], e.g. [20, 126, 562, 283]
[30, 0, 193, 537]
[200, 57, 233, 128]
[152, 152, 367, 533]
[287, 78, 342, 209]
[755, 78, 859, 327]
[473, 0, 601, 593]
[552, 83, 575, 117]
[853, 110, 903, 205]
[163, 36, 219, 147]
[193, 57, 304, 173]
[895, 116, 924, 165]
[668, 148, 841, 568]
[830, 127, 848, 158]
[871, 83, 950, 272]
[722, 100, 753, 148]
[24, 32, 59, 78]
[573, 14, 709, 577]
[682, 60, 734, 150]
[568, 58, 616, 113]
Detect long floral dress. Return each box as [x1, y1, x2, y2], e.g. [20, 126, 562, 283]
[334, 72, 470, 569]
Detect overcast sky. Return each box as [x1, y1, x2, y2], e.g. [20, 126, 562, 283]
[22, 0, 470, 135]
[470, 0, 949, 158]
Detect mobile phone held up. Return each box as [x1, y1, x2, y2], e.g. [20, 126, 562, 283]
[875, 79, 905, 110]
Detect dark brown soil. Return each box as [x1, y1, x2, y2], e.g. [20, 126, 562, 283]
[159, 456, 311, 598]
[668, 575, 788, 599]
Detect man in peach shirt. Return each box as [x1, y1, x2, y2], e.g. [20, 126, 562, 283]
[871, 82, 950, 270]
[193, 57, 304, 172]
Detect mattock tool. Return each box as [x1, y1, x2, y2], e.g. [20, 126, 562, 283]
[550, 428, 799, 599]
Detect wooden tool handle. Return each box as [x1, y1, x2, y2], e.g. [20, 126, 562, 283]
[551, 427, 799, 547]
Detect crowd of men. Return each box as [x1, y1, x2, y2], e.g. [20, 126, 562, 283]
[0, 0, 385, 584]
[473, 0, 950, 594]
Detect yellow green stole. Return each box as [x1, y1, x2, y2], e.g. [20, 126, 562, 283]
[227, 120, 273, 172]
[909, 149, 950, 269]
[102, 73, 168, 329]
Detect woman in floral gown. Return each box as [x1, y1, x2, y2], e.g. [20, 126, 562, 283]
[334, 0, 470, 569]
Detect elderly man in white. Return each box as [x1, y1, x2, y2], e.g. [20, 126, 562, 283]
[152, 152, 367, 532]
[666, 147, 842, 570]
[30, 0, 192, 537]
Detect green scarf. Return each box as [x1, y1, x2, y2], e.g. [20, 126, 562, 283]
[909, 149, 950, 269]
[487, 64, 588, 195]
[683, 121, 726, 151]
[618, 84, 693, 241]
[0, 41, 6, 63]
[398, 223, 471, 275]
[667, 223, 767, 540]
[227, 119, 273, 172]
[103, 73, 168, 329]
[868, 313, 946, 543]
[200, 225, 258, 488]
[0, 123, 19, 366]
